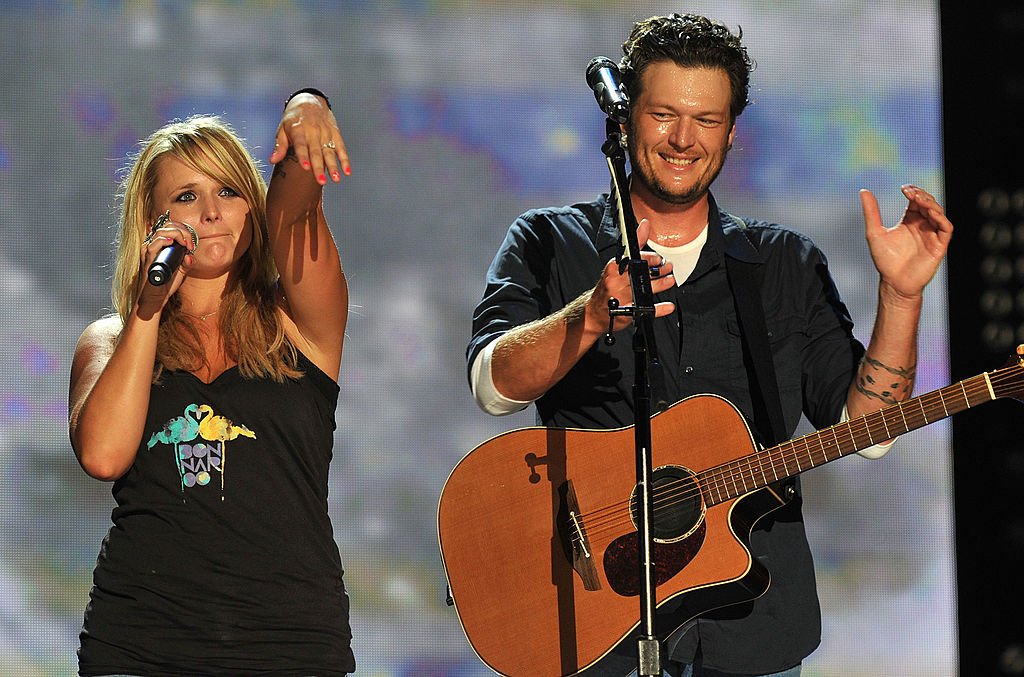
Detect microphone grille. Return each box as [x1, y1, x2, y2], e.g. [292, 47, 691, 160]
[586, 56, 618, 85]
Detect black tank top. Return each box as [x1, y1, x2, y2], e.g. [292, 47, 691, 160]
[79, 352, 354, 676]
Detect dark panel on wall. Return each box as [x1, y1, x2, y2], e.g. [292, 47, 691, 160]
[941, 1, 1024, 674]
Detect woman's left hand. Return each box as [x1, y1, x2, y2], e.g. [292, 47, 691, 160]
[269, 92, 351, 185]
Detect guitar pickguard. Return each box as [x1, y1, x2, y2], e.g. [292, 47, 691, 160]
[603, 520, 706, 596]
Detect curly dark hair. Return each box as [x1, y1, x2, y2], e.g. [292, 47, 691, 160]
[620, 13, 754, 122]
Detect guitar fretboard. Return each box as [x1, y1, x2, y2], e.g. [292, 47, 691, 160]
[697, 369, 1004, 507]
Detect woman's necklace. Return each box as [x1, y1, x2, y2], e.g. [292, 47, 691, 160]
[184, 308, 220, 321]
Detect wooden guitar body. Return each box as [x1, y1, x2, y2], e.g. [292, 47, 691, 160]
[438, 395, 785, 676]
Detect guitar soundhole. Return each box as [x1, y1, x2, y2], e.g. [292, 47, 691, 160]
[630, 465, 704, 543]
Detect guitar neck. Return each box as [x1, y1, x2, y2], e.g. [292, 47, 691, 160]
[699, 367, 1008, 506]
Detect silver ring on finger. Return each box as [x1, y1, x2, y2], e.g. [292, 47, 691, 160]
[322, 140, 336, 149]
[144, 210, 171, 246]
[182, 223, 200, 255]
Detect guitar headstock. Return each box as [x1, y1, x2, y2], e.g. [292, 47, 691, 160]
[992, 345, 1024, 401]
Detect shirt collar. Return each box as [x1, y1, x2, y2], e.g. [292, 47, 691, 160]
[595, 191, 762, 264]
[595, 193, 625, 255]
[714, 194, 762, 264]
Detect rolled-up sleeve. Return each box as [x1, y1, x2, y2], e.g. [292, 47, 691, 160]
[467, 216, 551, 380]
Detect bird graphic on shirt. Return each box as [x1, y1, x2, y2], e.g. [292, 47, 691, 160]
[147, 404, 204, 489]
[195, 404, 256, 490]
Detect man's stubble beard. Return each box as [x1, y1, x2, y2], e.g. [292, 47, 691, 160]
[626, 129, 731, 207]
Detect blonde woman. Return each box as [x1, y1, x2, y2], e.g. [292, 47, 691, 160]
[70, 89, 354, 675]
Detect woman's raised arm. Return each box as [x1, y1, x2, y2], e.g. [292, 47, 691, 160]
[266, 89, 350, 379]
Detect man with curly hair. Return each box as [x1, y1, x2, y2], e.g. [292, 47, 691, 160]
[468, 13, 951, 677]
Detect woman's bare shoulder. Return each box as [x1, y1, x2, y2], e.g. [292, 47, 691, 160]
[75, 315, 123, 356]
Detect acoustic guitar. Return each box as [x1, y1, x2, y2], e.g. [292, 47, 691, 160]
[437, 346, 1024, 676]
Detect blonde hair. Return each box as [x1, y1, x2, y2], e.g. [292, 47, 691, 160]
[112, 115, 300, 381]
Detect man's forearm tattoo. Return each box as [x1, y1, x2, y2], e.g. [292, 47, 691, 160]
[855, 355, 916, 404]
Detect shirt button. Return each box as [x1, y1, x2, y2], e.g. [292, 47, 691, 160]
[684, 366, 694, 375]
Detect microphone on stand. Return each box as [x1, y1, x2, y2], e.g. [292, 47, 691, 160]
[586, 56, 630, 123]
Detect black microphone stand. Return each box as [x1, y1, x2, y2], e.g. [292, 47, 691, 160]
[599, 116, 667, 677]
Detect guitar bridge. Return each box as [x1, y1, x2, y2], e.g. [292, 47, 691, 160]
[564, 479, 601, 591]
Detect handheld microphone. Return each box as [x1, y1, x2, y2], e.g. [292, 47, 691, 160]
[586, 57, 630, 123]
[148, 242, 187, 286]
[145, 212, 197, 286]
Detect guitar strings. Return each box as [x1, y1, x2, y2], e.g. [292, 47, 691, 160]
[574, 368, 1014, 542]
[574, 369, 1017, 544]
[569, 367, 1019, 546]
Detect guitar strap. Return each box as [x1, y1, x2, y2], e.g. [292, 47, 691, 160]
[722, 214, 788, 447]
